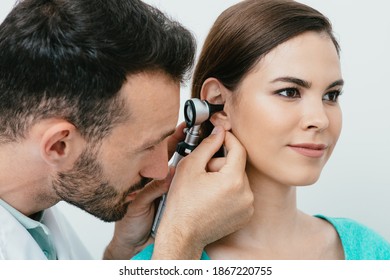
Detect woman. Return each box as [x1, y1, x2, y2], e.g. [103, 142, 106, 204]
[133, 0, 390, 259]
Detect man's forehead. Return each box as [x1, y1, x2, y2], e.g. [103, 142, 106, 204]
[118, 71, 180, 150]
[120, 72, 180, 112]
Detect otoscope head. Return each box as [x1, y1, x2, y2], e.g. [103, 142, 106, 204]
[184, 98, 224, 128]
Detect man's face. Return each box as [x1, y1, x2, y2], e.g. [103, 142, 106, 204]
[53, 71, 180, 222]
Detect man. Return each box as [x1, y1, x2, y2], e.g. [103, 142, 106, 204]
[0, 0, 253, 259]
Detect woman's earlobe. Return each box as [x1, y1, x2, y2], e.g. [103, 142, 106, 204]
[210, 111, 232, 131]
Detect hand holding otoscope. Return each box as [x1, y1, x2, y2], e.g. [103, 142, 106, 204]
[151, 98, 224, 237]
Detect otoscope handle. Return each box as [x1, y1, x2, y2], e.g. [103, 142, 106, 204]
[151, 127, 200, 237]
[151, 151, 182, 238]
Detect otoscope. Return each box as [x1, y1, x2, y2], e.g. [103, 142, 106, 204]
[151, 98, 224, 237]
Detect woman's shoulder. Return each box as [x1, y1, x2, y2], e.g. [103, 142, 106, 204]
[131, 243, 155, 260]
[315, 214, 390, 260]
[131, 243, 210, 260]
[131, 216, 390, 260]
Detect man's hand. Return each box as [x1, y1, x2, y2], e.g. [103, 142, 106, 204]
[153, 126, 254, 259]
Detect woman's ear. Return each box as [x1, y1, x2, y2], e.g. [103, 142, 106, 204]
[200, 78, 231, 130]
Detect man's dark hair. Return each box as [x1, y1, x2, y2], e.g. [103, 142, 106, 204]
[0, 0, 196, 143]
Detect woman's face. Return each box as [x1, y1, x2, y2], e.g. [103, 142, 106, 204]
[225, 31, 343, 186]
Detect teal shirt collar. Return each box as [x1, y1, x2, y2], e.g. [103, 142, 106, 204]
[0, 199, 57, 259]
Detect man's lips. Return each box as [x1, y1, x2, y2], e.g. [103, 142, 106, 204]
[124, 178, 153, 201]
[288, 143, 328, 158]
[125, 190, 141, 203]
[124, 178, 152, 203]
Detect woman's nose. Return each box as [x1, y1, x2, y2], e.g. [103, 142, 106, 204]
[300, 98, 329, 132]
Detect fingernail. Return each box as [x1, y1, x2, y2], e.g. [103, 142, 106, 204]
[211, 126, 222, 135]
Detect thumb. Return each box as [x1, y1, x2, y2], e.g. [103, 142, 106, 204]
[182, 126, 225, 170]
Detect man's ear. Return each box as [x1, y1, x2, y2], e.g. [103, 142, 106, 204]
[200, 77, 231, 130]
[39, 120, 85, 169]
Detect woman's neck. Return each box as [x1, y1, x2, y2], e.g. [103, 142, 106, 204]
[205, 167, 307, 259]
[205, 166, 344, 260]
[216, 170, 299, 237]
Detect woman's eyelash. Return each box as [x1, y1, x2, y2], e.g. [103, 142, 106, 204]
[275, 87, 343, 102]
[275, 87, 301, 98]
[323, 90, 343, 102]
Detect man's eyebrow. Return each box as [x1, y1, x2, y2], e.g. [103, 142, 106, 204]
[271, 76, 344, 90]
[138, 129, 176, 151]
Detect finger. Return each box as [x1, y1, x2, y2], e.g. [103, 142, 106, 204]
[220, 131, 247, 174]
[206, 157, 226, 172]
[183, 126, 225, 170]
[133, 168, 175, 206]
[167, 122, 186, 158]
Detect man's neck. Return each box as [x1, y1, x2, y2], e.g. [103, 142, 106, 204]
[0, 145, 57, 216]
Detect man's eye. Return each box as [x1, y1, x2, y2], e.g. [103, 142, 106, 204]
[146, 145, 156, 151]
[276, 88, 301, 98]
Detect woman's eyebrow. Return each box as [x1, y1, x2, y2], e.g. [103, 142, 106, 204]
[271, 77, 312, 88]
[271, 76, 344, 90]
[326, 79, 344, 90]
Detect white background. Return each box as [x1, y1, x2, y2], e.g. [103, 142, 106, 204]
[1, 1, 389, 259]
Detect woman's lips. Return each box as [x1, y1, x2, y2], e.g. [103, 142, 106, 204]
[288, 143, 327, 158]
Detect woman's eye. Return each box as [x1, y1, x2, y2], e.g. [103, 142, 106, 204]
[276, 88, 301, 98]
[323, 90, 342, 102]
